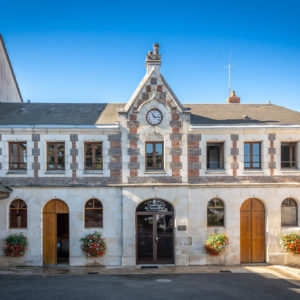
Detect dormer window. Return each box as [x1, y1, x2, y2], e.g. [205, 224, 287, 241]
[146, 142, 163, 170]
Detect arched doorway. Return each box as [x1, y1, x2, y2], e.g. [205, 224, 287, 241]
[136, 199, 174, 264]
[240, 198, 265, 263]
[43, 199, 69, 265]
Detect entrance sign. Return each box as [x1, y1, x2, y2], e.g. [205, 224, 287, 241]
[137, 199, 173, 212]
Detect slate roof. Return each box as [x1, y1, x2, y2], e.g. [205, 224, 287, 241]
[0, 102, 300, 126]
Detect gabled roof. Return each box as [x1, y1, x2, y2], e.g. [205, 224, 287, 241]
[0, 102, 300, 126]
[123, 69, 186, 113]
[0, 34, 23, 102]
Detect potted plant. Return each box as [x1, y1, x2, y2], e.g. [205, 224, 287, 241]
[280, 233, 300, 255]
[204, 233, 229, 256]
[80, 231, 106, 258]
[3, 233, 28, 257]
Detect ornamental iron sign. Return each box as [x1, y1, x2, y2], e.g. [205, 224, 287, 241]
[137, 199, 173, 212]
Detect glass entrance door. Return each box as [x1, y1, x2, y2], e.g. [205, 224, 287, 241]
[137, 214, 154, 264]
[136, 199, 174, 264]
[156, 213, 173, 264]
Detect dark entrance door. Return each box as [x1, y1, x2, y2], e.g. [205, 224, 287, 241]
[136, 199, 174, 264]
[57, 213, 69, 264]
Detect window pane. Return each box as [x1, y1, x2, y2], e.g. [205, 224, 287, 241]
[20, 143, 27, 168]
[215, 199, 224, 207]
[95, 144, 102, 169]
[10, 144, 18, 165]
[10, 209, 27, 228]
[146, 143, 154, 168]
[19, 200, 27, 208]
[155, 143, 163, 169]
[85, 209, 103, 227]
[244, 143, 250, 156]
[244, 162, 250, 168]
[207, 200, 214, 207]
[253, 143, 260, 156]
[281, 207, 297, 226]
[48, 144, 55, 169]
[207, 208, 224, 226]
[57, 144, 65, 169]
[85, 200, 93, 208]
[94, 199, 102, 208]
[10, 200, 18, 208]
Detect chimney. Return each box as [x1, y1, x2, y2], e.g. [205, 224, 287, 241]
[146, 43, 161, 75]
[227, 90, 240, 104]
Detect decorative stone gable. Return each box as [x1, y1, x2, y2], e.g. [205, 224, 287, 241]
[120, 43, 189, 184]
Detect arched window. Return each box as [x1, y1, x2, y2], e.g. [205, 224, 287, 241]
[281, 198, 298, 227]
[207, 198, 224, 226]
[85, 199, 103, 228]
[10, 199, 27, 228]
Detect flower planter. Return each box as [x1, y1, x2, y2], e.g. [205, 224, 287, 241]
[204, 233, 229, 256]
[3, 233, 28, 257]
[80, 231, 106, 258]
[280, 233, 300, 255]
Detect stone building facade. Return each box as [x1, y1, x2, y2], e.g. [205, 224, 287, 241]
[0, 40, 300, 266]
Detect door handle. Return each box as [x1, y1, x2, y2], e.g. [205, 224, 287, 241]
[155, 237, 158, 243]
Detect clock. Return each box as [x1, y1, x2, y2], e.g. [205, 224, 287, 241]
[146, 109, 163, 125]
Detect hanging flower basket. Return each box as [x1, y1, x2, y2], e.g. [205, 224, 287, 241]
[280, 233, 300, 255]
[80, 231, 106, 258]
[3, 233, 28, 257]
[204, 233, 229, 256]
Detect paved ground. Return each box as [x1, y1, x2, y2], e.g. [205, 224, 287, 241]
[0, 272, 300, 300]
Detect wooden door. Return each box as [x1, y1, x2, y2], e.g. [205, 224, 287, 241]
[240, 198, 265, 263]
[43, 213, 56, 265]
[43, 199, 69, 265]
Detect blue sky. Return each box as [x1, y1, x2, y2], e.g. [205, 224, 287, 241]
[1, 0, 300, 111]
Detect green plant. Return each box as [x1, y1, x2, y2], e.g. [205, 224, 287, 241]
[280, 233, 300, 255]
[204, 233, 229, 256]
[3, 233, 28, 257]
[80, 231, 106, 258]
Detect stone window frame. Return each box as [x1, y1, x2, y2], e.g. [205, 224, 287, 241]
[145, 141, 164, 170]
[206, 142, 225, 170]
[84, 198, 103, 228]
[244, 141, 262, 170]
[84, 142, 103, 170]
[9, 199, 27, 229]
[8, 141, 27, 170]
[281, 198, 298, 227]
[207, 198, 225, 227]
[280, 142, 298, 169]
[46, 142, 65, 170]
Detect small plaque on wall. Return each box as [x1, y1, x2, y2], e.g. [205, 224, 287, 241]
[177, 225, 187, 231]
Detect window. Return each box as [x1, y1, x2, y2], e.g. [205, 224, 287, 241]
[84, 142, 103, 170]
[207, 143, 224, 169]
[281, 198, 298, 227]
[9, 142, 27, 170]
[85, 198, 103, 227]
[207, 198, 224, 226]
[146, 142, 163, 170]
[244, 142, 261, 169]
[10, 199, 27, 228]
[47, 142, 65, 170]
[281, 142, 297, 169]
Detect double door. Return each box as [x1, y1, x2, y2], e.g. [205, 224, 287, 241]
[136, 212, 174, 264]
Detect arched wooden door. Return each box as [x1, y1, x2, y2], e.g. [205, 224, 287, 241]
[240, 198, 265, 263]
[43, 199, 69, 265]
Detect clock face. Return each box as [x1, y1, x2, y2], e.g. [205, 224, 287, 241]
[146, 109, 163, 125]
